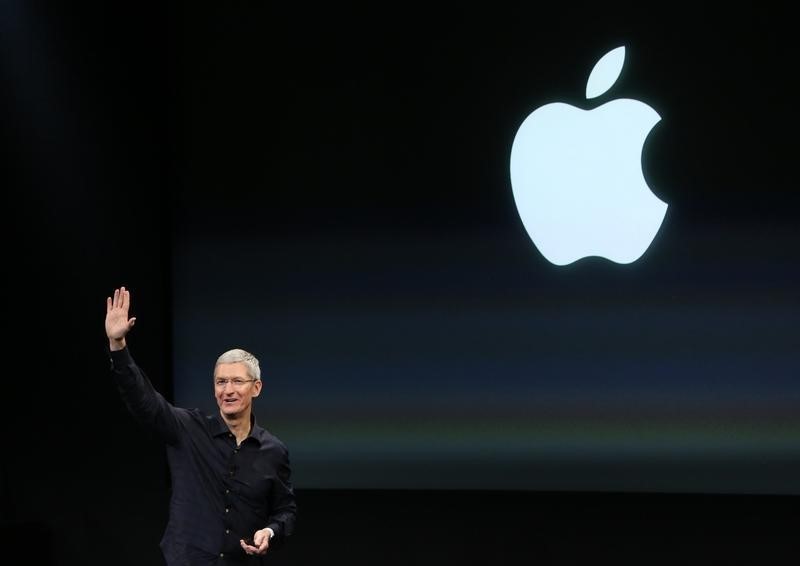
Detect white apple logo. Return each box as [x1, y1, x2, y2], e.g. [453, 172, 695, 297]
[509, 46, 668, 266]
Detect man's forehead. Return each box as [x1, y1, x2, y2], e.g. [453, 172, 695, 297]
[214, 361, 249, 377]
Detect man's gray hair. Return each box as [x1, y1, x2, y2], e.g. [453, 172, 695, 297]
[216, 349, 261, 381]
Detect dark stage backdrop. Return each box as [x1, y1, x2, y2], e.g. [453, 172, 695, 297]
[5, 4, 799, 566]
[171, 5, 799, 493]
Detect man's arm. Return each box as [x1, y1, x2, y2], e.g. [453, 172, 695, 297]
[106, 286, 180, 443]
[241, 446, 297, 556]
[266, 445, 298, 543]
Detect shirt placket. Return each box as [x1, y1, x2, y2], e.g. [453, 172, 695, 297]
[220, 432, 241, 560]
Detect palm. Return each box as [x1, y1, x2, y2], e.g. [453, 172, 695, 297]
[106, 287, 135, 340]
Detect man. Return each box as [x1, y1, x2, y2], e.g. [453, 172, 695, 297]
[105, 286, 297, 565]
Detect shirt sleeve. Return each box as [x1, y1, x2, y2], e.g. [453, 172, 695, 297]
[109, 347, 181, 445]
[265, 445, 298, 544]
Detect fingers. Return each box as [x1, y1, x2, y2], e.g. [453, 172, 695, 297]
[110, 287, 131, 311]
[240, 539, 269, 556]
[240, 540, 257, 554]
[129, 317, 137, 328]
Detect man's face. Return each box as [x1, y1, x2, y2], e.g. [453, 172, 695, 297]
[214, 362, 262, 419]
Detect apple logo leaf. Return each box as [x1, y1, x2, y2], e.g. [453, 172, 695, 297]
[585, 46, 626, 100]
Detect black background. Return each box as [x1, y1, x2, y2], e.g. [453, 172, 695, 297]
[2, 2, 798, 564]
[170, 2, 800, 494]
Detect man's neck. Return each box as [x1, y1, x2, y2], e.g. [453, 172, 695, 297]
[222, 411, 251, 445]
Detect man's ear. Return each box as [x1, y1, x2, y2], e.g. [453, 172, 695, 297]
[252, 379, 263, 398]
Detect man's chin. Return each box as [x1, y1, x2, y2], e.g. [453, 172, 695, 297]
[219, 404, 244, 418]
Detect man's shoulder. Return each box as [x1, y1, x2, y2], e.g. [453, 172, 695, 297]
[253, 426, 289, 453]
[172, 406, 217, 427]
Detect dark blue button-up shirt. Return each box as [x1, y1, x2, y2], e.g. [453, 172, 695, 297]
[110, 348, 297, 565]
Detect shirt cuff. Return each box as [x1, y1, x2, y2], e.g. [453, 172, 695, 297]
[108, 346, 132, 369]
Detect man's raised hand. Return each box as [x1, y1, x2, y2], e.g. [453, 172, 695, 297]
[106, 286, 137, 351]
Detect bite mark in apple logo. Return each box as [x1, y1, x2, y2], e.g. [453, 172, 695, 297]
[509, 46, 668, 266]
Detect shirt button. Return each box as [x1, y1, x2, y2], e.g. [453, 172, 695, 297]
[225, 489, 230, 494]
[225, 529, 230, 534]
[225, 508, 230, 513]
[220, 553, 224, 558]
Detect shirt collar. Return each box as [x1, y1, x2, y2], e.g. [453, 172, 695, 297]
[211, 412, 264, 445]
